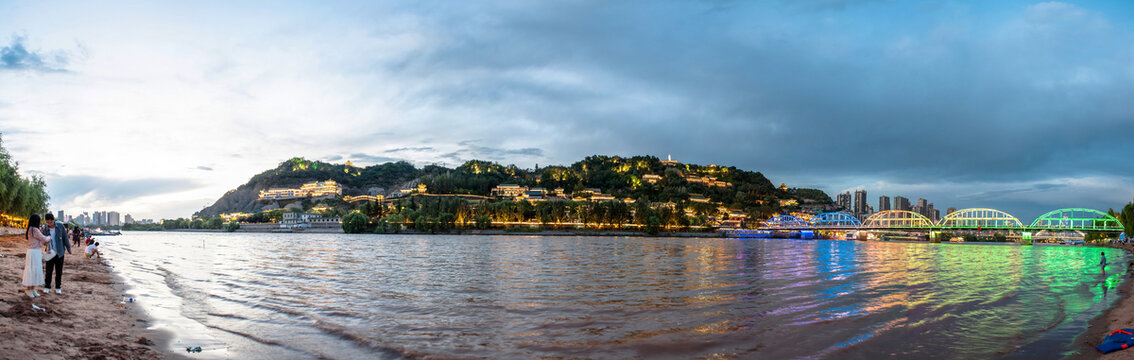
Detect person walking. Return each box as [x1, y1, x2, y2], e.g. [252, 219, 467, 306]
[71, 226, 81, 246]
[23, 214, 48, 298]
[42, 213, 72, 294]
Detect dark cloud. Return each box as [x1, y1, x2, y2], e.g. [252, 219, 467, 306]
[348, 153, 401, 164]
[47, 175, 202, 204]
[0, 34, 71, 73]
[437, 140, 543, 164]
[366, 1, 1134, 214]
[384, 146, 434, 153]
[196, 166, 213, 171]
[957, 183, 1068, 201]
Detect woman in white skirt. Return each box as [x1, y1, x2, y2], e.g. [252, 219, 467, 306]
[24, 214, 49, 298]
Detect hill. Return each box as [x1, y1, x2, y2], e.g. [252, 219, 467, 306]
[196, 155, 832, 222]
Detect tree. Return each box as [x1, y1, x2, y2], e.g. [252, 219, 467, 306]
[225, 221, 240, 232]
[438, 212, 456, 232]
[475, 216, 491, 229]
[645, 214, 661, 236]
[342, 211, 369, 233]
[385, 214, 404, 233]
[1121, 202, 1134, 237]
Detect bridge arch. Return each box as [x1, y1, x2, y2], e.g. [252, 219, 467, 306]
[1030, 208, 1124, 231]
[809, 212, 862, 228]
[937, 208, 1023, 229]
[863, 210, 933, 228]
[764, 214, 810, 229]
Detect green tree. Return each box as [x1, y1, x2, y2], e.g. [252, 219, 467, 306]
[225, 221, 240, 232]
[475, 215, 491, 229]
[385, 214, 404, 233]
[1121, 202, 1134, 237]
[645, 214, 661, 236]
[342, 211, 369, 233]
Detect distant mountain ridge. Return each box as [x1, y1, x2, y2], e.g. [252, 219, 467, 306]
[196, 156, 833, 218]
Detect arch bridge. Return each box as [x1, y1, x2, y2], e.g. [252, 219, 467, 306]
[751, 208, 1125, 232]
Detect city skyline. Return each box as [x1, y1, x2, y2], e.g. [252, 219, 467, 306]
[2, 1, 1133, 220]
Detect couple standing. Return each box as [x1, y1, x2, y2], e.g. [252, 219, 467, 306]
[22, 213, 71, 298]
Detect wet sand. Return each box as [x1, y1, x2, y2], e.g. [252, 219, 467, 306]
[0, 235, 185, 359]
[1070, 247, 1134, 360]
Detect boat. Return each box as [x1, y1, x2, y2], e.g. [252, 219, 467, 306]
[89, 229, 122, 236]
[721, 229, 773, 238]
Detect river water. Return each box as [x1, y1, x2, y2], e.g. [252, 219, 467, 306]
[101, 232, 1127, 359]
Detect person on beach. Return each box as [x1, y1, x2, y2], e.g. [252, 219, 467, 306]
[23, 214, 48, 298]
[71, 226, 81, 246]
[42, 213, 72, 294]
[1101, 252, 1108, 267]
[85, 242, 100, 259]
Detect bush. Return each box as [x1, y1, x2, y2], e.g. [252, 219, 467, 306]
[225, 221, 240, 232]
[645, 215, 661, 236]
[375, 218, 389, 234]
[342, 212, 369, 234]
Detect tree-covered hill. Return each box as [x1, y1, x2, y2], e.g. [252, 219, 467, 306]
[197, 155, 832, 219]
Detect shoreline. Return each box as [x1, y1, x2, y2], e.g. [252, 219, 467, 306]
[1069, 244, 1134, 360]
[124, 227, 730, 237]
[0, 234, 187, 359]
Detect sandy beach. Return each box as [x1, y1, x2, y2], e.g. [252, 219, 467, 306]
[0, 234, 183, 359]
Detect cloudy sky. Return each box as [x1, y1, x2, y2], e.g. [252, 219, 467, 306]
[1, 0, 1132, 221]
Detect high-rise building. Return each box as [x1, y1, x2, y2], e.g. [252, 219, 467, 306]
[853, 189, 868, 216]
[837, 192, 852, 211]
[916, 198, 928, 218]
[927, 203, 936, 222]
[879, 196, 891, 212]
[57, 210, 64, 221]
[108, 211, 121, 226]
[125, 214, 135, 224]
[933, 209, 941, 222]
[893, 196, 910, 211]
[947, 207, 957, 216]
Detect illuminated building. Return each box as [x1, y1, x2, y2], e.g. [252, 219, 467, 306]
[683, 175, 731, 188]
[642, 174, 662, 184]
[590, 193, 616, 202]
[491, 184, 528, 198]
[259, 180, 343, 200]
[219, 212, 252, 221]
[344, 195, 384, 203]
[301, 180, 343, 198]
[660, 154, 680, 166]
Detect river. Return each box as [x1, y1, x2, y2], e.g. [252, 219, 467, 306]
[100, 232, 1127, 359]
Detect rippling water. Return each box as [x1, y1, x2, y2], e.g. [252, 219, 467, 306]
[102, 232, 1127, 359]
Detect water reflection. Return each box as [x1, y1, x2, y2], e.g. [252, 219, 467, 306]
[103, 233, 1126, 359]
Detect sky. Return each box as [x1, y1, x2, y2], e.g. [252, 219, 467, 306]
[1, 0, 1132, 221]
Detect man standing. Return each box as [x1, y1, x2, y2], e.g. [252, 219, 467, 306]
[43, 213, 72, 294]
